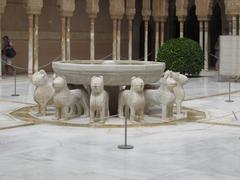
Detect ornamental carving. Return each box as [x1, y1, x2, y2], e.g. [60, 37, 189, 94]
[0, 0, 6, 14]
[126, 0, 136, 20]
[152, 0, 169, 22]
[86, 0, 99, 19]
[26, 0, 43, 15]
[57, 0, 75, 17]
[109, 0, 125, 20]
[142, 0, 151, 21]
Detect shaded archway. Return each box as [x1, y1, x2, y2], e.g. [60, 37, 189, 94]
[166, 0, 179, 40]
[209, 1, 222, 69]
[185, 4, 199, 42]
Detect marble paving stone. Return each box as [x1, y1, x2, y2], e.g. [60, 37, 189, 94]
[0, 124, 240, 180]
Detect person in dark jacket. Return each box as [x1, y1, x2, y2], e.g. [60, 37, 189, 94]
[2, 36, 14, 75]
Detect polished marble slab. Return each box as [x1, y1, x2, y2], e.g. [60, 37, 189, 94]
[0, 124, 240, 180]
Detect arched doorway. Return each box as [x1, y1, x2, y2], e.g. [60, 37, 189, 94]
[185, 3, 199, 42]
[209, 1, 222, 69]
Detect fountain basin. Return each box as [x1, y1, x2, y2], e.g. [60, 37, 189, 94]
[52, 60, 165, 86]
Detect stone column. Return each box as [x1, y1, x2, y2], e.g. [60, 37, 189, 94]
[144, 20, 148, 61]
[112, 19, 117, 60]
[199, 21, 204, 50]
[204, 21, 209, 71]
[26, 0, 43, 75]
[117, 20, 121, 60]
[160, 21, 166, 46]
[28, 15, 34, 75]
[89, 18, 95, 60]
[86, 0, 99, 60]
[179, 18, 185, 38]
[152, 0, 169, 57]
[176, 0, 188, 38]
[154, 21, 159, 61]
[227, 16, 232, 35]
[232, 15, 237, 35]
[0, 0, 6, 78]
[33, 15, 39, 73]
[57, 0, 75, 61]
[109, 0, 125, 61]
[126, 0, 136, 61]
[66, 17, 71, 60]
[142, 0, 151, 61]
[61, 17, 66, 61]
[128, 19, 133, 60]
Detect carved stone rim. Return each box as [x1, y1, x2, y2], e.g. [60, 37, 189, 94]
[9, 106, 206, 128]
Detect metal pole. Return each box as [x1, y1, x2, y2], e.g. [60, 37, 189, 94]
[225, 81, 233, 102]
[11, 68, 19, 96]
[232, 111, 238, 121]
[0, 14, 2, 79]
[118, 107, 134, 149]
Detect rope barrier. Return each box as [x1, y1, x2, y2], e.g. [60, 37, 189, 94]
[120, 51, 154, 61]
[1, 54, 61, 71]
[70, 53, 113, 61]
[39, 55, 61, 69]
[97, 53, 112, 60]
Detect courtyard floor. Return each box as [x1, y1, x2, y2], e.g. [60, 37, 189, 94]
[0, 71, 240, 180]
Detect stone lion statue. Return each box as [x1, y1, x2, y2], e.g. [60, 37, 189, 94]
[118, 77, 145, 122]
[144, 72, 177, 119]
[90, 76, 109, 123]
[32, 70, 54, 116]
[165, 70, 188, 115]
[53, 76, 90, 120]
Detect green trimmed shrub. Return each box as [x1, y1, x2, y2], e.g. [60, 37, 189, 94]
[157, 38, 204, 75]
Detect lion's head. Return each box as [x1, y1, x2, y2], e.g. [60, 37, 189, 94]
[32, 70, 48, 87]
[130, 77, 144, 93]
[52, 76, 67, 92]
[91, 76, 104, 95]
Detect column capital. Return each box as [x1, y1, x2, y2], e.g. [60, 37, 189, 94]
[109, 0, 125, 20]
[225, 0, 240, 16]
[178, 16, 186, 22]
[57, 0, 75, 17]
[126, 0, 136, 20]
[197, 16, 210, 22]
[86, 0, 99, 19]
[26, 0, 43, 15]
[0, 0, 6, 14]
[142, 0, 151, 21]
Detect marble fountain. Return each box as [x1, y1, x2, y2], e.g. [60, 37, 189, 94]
[9, 60, 205, 128]
[52, 60, 165, 86]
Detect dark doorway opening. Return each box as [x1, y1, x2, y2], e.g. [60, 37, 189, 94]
[166, 0, 179, 40]
[185, 5, 199, 42]
[209, 2, 222, 69]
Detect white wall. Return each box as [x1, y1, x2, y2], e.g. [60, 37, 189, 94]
[219, 36, 240, 77]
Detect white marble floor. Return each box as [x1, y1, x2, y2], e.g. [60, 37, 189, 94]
[0, 73, 240, 180]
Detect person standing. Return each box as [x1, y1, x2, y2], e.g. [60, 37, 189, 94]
[2, 36, 16, 75]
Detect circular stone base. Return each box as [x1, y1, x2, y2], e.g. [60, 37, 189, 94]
[9, 106, 206, 128]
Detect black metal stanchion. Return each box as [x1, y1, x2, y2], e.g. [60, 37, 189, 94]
[118, 107, 134, 149]
[225, 81, 233, 102]
[11, 69, 19, 96]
